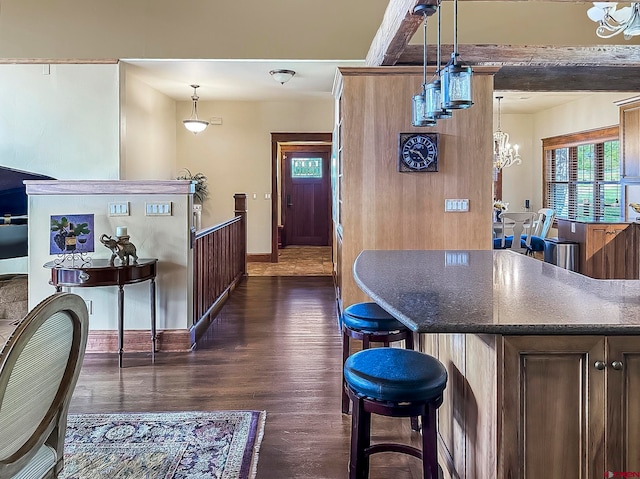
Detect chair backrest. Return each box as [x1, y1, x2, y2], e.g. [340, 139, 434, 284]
[532, 208, 555, 239]
[0, 293, 88, 478]
[499, 212, 537, 253]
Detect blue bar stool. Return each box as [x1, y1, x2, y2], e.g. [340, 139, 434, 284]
[344, 347, 447, 479]
[341, 302, 414, 415]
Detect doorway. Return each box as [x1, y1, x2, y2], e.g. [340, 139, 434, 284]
[270, 133, 332, 262]
[281, 147, 331, 247]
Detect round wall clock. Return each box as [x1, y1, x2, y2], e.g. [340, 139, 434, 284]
[398, 133, 439, 172]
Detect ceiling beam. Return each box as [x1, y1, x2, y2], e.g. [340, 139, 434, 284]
[397, 44, 640, 66]
[365, 0, 437, 66]
[494, 66, 640, 91]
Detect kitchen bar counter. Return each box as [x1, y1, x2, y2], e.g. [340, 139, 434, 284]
[353, 249, 640, 478]
[353, 249, 640, 334]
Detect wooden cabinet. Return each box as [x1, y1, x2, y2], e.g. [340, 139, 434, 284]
[420, 333, 640, 479]
[557, 220, 638, 279]
[617, 96, 640, 180]
[502, 336, 640, 479]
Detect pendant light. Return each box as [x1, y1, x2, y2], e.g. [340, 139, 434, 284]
[441, 0, 473, 110]
[183, 84, 209, 134]
[425, 0, 452, 120]
[411, 4, 438, 127]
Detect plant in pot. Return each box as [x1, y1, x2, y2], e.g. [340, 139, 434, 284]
[177, 169, 209, 204]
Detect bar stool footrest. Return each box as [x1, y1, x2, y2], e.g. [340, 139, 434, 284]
[365, 443, 422, 459]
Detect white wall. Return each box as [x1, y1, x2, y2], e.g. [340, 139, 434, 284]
[121, 69, 177, 180]
[0, 64, 120, 180]
[497, 92, 639, 216]
[28, 188, 192, 331]
[176, 98, 334, 253]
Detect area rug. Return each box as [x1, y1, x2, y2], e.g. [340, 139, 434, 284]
[61, 410, 266, 479]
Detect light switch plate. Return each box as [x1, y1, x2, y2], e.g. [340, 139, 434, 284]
[145, 202, 172, 216]
[444, 199, 469, 212]
[108, 202, 129, 216]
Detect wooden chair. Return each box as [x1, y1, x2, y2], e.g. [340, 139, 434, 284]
[0, 293, 89, 479]
[493, 212, 537, 254]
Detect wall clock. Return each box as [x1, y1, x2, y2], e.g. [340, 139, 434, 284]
[398, 133, 439, 172]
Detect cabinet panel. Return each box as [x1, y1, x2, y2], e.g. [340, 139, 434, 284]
[606, 337, 640, 473]
[502, 336, 605, 479]
[557, 220, 637, 279]
[619, 98, 640, 179]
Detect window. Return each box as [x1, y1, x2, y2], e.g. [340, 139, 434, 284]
[543, 126, 620, 221]
[291, 158, 322, 178]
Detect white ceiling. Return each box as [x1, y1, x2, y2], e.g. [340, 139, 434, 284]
[123, 59, 365, 102]
[124, 59, 600, 114]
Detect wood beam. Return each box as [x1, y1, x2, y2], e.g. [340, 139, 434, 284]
[365, 0, 437, 66]
[494, 66, 640, 91]
[397, 44, 640, 66]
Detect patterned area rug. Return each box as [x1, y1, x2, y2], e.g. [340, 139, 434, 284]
[61, 410, 266, 479]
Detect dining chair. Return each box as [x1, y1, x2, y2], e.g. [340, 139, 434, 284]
[0, 292, 89, 479]
[493, 212, 537, 254]
[524, 208, 556, 255]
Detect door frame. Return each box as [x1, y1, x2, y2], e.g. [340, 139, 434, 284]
[270, 132, 332, 262]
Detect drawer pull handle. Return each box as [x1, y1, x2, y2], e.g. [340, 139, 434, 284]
[78, 272, 90, 282]
[594, 360, 606, 370]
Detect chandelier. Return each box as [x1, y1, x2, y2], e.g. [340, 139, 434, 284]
[493, 96, 521, 171]
[587, 2, 640, 39]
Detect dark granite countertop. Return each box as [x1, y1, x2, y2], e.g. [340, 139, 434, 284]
[353, 250, 640, 335]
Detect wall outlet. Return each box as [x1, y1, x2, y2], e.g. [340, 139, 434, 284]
[108, 202, 129, 216]
[265, 193, 271, 199]
[84, 299, 93, 315]
[145, 202, 172, 216]
[571, 222, 576, 233]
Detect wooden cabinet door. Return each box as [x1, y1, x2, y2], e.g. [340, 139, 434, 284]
[619, 97, 640, 180]
[502, 336, 606, 479]
[586, 224, 636, 279]
[606, 337, 640, 474]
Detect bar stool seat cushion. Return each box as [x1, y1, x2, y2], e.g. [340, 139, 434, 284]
[344, 348, 447, 403]
[342, 302, 407, 332]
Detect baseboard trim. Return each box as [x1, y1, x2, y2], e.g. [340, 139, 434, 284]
[248, 253, 272, 263]
[86, 329, 192, 353]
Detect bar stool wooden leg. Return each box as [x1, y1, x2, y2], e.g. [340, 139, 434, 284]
[422, 405, 439, 479]
[349, 396, 371, 479]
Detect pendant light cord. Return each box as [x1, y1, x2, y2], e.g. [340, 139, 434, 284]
[453, 0, 459, 62]
[437, 0, 442, 74]
[422, 13, 427, 91]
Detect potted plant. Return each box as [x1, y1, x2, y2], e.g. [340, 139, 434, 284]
[177, 169, 208, 204]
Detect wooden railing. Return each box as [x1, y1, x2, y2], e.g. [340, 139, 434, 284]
[192, 194, 247, 333]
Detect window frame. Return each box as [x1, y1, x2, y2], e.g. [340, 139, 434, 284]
[542, 126, 620, 222]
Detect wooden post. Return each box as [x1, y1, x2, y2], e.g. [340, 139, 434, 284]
[234, 193, 247, 276]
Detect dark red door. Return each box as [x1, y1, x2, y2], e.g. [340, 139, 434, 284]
[283, 150, 330, 246]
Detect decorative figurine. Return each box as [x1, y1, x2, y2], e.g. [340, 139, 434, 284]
[100, 233, 138, 265]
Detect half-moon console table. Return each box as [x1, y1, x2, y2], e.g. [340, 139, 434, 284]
[44, 258, 158, 368]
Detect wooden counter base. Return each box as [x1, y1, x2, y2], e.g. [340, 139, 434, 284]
[420, 333, 640, 479]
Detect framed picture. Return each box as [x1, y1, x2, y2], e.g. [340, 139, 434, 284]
[50, 214, 95, 255]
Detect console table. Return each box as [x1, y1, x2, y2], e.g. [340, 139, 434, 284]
[44, 258, 158, 367]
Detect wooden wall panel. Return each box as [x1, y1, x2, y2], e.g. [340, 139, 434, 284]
[338, 67, 495, 307]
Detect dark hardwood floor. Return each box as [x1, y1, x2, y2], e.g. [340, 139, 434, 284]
[69, 276, 424, 478]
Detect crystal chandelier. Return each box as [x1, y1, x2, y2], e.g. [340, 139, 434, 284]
[587, 2, 640, 39]
[493, 96, 521, 171]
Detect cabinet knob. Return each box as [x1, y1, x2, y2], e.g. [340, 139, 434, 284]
[611, 360, 624, 370]
[594, 360, 606, 370]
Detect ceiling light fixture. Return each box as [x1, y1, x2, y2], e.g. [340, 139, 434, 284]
[411, 4, 437, 127]
[441, 0, 473, 110]
[183, 84, 209, 135]
[269, 69, 296, 84]
[587, 2, 640, 39]
[493, 96, 522, 172]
